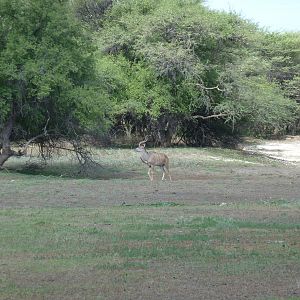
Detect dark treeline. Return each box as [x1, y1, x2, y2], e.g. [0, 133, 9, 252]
[0, 0, 299, 167]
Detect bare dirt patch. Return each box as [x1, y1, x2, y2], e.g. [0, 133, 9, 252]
[1, 162, 299, 208]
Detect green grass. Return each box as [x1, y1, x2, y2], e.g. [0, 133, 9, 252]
[0, 147, 299, 299]
[2, 146, 275, 179]
[1, 206, 299, 299]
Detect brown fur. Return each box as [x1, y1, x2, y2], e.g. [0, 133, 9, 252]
[135, 142, 172, 181]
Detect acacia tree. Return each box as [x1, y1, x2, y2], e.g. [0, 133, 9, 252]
[93, 0, 298, 145]
[0, 0, 108, 167]
[259, 32, 300, 131]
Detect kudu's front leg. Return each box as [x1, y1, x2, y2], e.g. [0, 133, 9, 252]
[148, 165, 154, 181]
[161, 166, 166, 181]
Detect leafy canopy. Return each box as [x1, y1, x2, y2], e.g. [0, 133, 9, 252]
[93, 0, 298, 141]
[0, 0, 109, 139]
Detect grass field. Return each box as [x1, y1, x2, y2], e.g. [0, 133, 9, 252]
[0, 147, 300, 299]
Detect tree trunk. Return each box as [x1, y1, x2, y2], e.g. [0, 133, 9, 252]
[156, 115, 178, 147]
[0, 112, 15, 168]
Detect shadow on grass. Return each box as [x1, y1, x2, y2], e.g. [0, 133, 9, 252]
[2, 160, 140, 180]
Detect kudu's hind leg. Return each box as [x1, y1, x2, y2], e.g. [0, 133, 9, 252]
[161, 166, 171, 181]
[164, 165, 172, 181]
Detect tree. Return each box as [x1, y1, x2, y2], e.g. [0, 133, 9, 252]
[94, 0, 298, 145]
[0, 0, 108, 168]
[71, 0, 113, 30]
[260, 32, 300, 105]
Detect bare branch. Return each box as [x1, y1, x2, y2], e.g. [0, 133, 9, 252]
[19, 117, 50, 155]
[20, 133, 48, 155]
[191, 113, 229, 120]
[196, 83, 225, 92]
[43, 116, 50, 134]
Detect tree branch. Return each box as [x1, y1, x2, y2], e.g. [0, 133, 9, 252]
[196, 83, 225, 92]
[20, 133, 48, 155]
[191, 113, 229, 120]
[19, 117, 50, 155]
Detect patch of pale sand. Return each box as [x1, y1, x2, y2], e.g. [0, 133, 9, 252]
[242, 136, 300, 162]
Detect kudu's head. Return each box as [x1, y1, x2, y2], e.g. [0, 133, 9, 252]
[135, 138, 148, 153]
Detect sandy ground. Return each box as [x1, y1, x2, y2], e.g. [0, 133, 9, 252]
[242, 135, 300, 162]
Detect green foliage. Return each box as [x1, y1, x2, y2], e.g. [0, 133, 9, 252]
[262, 32, 300, 103]
[0, 0, 109, 141]
[1, 0, 299, 151]
[97, 55, 173, 117]
[71, 0, 113, 29]
[94, 0, 299, 142]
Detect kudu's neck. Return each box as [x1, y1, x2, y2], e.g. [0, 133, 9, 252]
[140, 148, 151, 161]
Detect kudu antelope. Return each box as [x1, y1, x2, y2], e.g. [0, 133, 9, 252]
[135, 139, 172, 181]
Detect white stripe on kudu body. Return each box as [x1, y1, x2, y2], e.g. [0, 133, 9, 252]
[135, 138, 172, 181]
